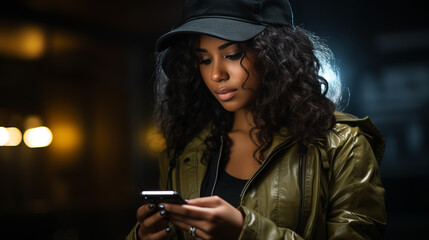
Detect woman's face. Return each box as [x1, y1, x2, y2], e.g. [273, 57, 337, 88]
[196, 35, 260, 113]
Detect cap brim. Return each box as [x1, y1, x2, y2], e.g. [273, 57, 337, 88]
[155, 17, 266, 52]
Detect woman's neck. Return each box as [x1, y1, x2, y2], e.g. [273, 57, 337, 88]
[226, 109, 262, 178]
[232, 109, 255, 133]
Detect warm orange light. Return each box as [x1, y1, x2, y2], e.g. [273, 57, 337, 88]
[0, 24, 46, 59]
[142, 125, 166, 156]
[43, 95, 84, 167]
[20, 26, 45, 58]
[23, 126, 53, 148]
[0, 127, 9, 146]
[50, 124, 81, 152]
[24, 115, 43, 129]
[4, 127, 22, 146]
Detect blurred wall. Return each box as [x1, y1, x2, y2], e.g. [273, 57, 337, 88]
[0, 0, 428, 239]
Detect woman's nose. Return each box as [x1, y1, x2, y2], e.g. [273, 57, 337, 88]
[211, 61, 228, 82]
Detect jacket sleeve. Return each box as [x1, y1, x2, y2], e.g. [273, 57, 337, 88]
[237, 206, 304, 240]
[326, 127, 387, 239]
[125, 223, 139, 240]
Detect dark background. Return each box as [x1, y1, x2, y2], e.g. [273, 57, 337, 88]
[0, 0, 428, 239]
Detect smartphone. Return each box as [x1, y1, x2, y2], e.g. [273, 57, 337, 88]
[140, 190, 187, 204]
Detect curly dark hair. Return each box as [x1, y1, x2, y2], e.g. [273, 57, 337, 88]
[154, 25, 336, 162]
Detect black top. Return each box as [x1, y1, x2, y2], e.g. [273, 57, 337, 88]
[201, 151, 248, 207]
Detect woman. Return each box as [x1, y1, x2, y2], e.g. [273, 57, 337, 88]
[127, 0, 386, 239]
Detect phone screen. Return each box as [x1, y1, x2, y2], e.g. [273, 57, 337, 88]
[140, 190, 187, 204]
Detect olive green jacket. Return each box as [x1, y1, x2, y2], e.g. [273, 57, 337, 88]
[127, 112, 387, 239]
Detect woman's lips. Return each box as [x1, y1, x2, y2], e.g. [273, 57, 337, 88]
[216, 87, 237, 101]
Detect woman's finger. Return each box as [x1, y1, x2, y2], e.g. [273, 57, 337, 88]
[163, 203, 212, 220]
[136, 203, 157, 222]
[136, 204, 170, 239]
[186, 195, 224, 207]
[163, 197, 243, 239]
[163, 196, 226, 221]
[168, 212, 205, 231]
[144, 227, 171, 240]
[169, 217, 210, 240]
[141, 209, 169, 230]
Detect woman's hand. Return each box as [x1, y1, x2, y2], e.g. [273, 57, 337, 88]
[164, 196, 244, 240]
[136, 203, 170, 240]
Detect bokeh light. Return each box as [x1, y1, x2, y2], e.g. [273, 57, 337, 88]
[23, 126, 53, 148]
[20, 26, 45, 59]
[4, 127, 22, 146]
[0, 127, 10, 146]
[50, 123, 82, 153]
[0, 24, 46, 59]
[24, 115, 43, 129]
[141, 124, 166, 156]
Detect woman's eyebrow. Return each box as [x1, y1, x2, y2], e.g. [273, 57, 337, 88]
[218, 42, 235, 50]
[195, 42, 235, 52]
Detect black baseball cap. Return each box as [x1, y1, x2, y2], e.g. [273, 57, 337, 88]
[155, 0, 294, 52]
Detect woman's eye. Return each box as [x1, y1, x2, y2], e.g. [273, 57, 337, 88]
[226, 52, 244, 60]
[199, 58, 212, 65]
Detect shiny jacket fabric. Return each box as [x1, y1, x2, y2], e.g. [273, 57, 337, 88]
[126, 112, 387, 239]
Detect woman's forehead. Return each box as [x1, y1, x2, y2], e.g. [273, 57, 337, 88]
[198, 35, 232, 49]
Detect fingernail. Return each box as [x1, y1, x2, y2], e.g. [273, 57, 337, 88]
[185, 199, 189, 203]
[148, 204, 155, 209]
[160, 210, 166, 216]
[165, 227, 171, 233]
[158, 204, 165, 209]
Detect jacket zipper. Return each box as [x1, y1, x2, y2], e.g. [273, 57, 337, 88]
[238, 140, 293, 204]
[210, 136, 224, 196]
[295, 143, 307, 232]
